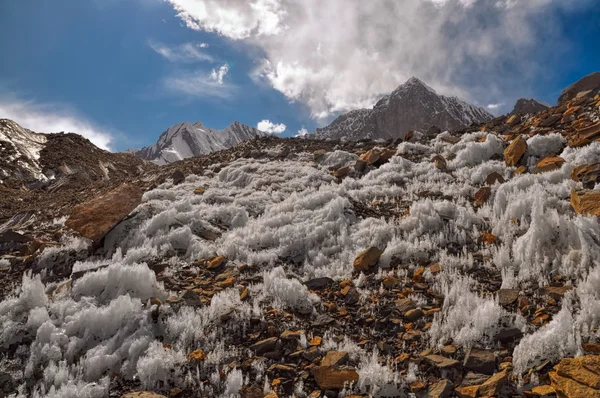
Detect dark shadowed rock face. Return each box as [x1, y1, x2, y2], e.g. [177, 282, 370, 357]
[313, 77, 493, 141]
[558, 72, 600, 105]
[510, 98, 550, 115]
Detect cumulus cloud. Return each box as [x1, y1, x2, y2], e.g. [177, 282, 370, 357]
[210, 63, 230, 84]
[0, 99, 114, 150]
[166, 0, 593, 119]
[295, 127, 309, 138]
[257, 119, 286, 134]
[148, 40, 213, 63]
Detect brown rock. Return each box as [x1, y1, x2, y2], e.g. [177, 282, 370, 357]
[571, 189, 600, 216]
[464, 348, 496, 375]
[65, 183, 143, 242]
[504, 135, 527, 167]
[530, 385, 556, 396]
[478, 370, 508, 397]
[360, 149, 382, 166]
[514, 165, 528, 175]
[188, 349, 207, 363]
[193, 187, 206, 195]
[455, 385, 479, 398]
[396, 298, 416, 313]
[321, 351, 349, 367]
[554, 356, 600, 389]
[549, 370, 600, 398]
[250, 337, 278, 355]
[121, 393, 166, 398]
[410, 380, 426, 393]
[429, 379, 454, 398]
[535, 157, 565, 173]
[405, 308, 425, 322]
[541, 285, 573, 299]
[353, 247, 383, 272]
[332, 166, 350, 179]
[311, 366, 359, 390]
[497, 289, 519, 306]
[433, 155, 447, 171]
[580, 122, 600, 141]
[425, 354, 460, 369]
[280, 330, 304, 341]
[475, 187, 492, 206]
[571, 163, 600, 188]
[485, 172, 505, 185]
[208, 256, 226, 270]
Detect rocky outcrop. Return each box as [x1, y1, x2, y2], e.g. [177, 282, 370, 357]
[510, 98, 550, 115]
[504, 135, 527, 166]
[559, 72, 600, 105]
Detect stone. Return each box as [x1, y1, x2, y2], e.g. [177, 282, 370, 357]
[321, 351, 349, 367]
[554, 356, 600, 389]
[504, 135, 527, 167]
[481, 231, 497, 245]
[410, 380, 426, 393]
[264, 392, 278, 398]
[354, 159, 367, 172]
[461, 372, 490, 386]
[571, 189, 600, 216]
[514, 165, 527, 175]
[539, 114, 562, 128]
[540, 285, 573, 299]
[494, 328, 523, 343]
[121, 393, 167, 398]
[485, 172, 505, 185]
[187, 349, 206, 363]
[580, 122, 600, 141]
[530, 385, 556, 396]
[549, 370, 600, 398]
[425, 354, 460, 369]
[429, 379, 454, 398]
[311, 366, 359, 390]
[359, 149, 382, 166]
[433, 155, 447, 171]
[475, 187, 492, 206]
[280, 330, 304, 340]
[404, 308, 424, 322]
[65, 183, 143, 243]
[193, 187, 206, 195]
[571, 163, 600, 188]
[455, 385, 479, 398]
[332, 166, 350, 179]
[426, 125, 442, 137]
[497, 289, 519, 306]
[353, 247, 383, 272]
[478, 370, 508, 397]
[250, 337, 278, 355]
[534, 157, 565, 173]
[304, 277, 334, 290]
[464, 348, 496, 375]
[396, 298, 416, 313]
[208, 255, 226, 270]
[172, 169, 185, 185]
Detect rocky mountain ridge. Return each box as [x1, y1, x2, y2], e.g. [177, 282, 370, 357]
[313, 77, 493, 140]
[133, 120, 265, 165]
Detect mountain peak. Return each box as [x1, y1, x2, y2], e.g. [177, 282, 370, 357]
[398, 76, 437, 94]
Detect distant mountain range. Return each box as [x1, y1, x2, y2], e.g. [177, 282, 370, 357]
[132, 121, 265, 165]
[313, 77, 494, 141]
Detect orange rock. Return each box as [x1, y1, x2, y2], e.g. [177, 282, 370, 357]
[193, 187, 206, 195]
[455, 385, 479, 398]
[410, 380, 426, 393]
[321, 351, 349, 367]
[549, 370, 600, 398]
[554, 356, 600, 389]
[353, 247, 383, 272]
[188, 349, 207, 363]
[240, 287, 249, 301]
[413, 267, 425, 282]
[478, 370, 508, 397]
[534, 157, 565, 173]
[475, 187, 492, 206]
[264, 392, 279, 398]
[429, 263, 442, 274]
[310, 336, 323, 346]
[332, 166, 350, 179]
[359, 149, 382, 166]
[481, 231, 497, 245]
[530, 385, 556, 396]
[571, 189, 600, 216]
[514, 165, 528, 175]
[504, 135, 527, 167]
[579, 122, 600, 141]
[208, 256, 226, 270]
[311, 366, 359, 390]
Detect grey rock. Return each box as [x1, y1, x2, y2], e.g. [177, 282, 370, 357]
[463, 348, 496, 375]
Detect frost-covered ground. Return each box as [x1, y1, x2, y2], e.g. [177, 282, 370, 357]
[2, 129, 600, 397]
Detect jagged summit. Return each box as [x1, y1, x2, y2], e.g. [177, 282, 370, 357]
[510, 98, 550, 115]
[313, 77, 493, 141]
[133, 120, 264, 165]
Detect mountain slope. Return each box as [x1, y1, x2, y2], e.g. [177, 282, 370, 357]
[313, 77, 493, 140]
[134, 120, 265, 164]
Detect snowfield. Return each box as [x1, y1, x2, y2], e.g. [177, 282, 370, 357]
[2, 129, 600, 397]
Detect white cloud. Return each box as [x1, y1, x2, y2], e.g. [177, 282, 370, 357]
[0, 99, 114, 150]
[257, 119, 286, 134]
[166, 0, 593, 120]
[148, 40, 213, 63]
[295, 127, 309, 137]
[210, 63, 230, 84]
[163, 70, 235, 99]
[486, 103, 503, 110]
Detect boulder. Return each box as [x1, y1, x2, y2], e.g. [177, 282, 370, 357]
[65, 183, 143, 243]
[558, 72, 600, 105]
[359, 149, 382, 166]
[504, 135, 527, 167]
[429, 379, 454, 398]
[477, 370, 508, 397]
[534, 157, 565, 173]
[572, 163, 600, 188]
[571, 189, 600, 216]
[353, 247, 383, 272]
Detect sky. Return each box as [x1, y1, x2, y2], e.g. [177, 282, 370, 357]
[0, 0, 599, 151]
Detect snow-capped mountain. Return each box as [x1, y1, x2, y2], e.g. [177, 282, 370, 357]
[510, 98, 550, 115]
[313, 77, 493, 140]
[133, 121, 265, 164]
[0, 119, 48, 185]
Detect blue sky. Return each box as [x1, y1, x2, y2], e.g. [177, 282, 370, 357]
[0, 0, 599, 151]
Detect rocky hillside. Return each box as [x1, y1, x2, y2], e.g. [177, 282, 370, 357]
[133, 120, 265, 165]
[1, 76, 600, 398]
[313, 77, 493, 141]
